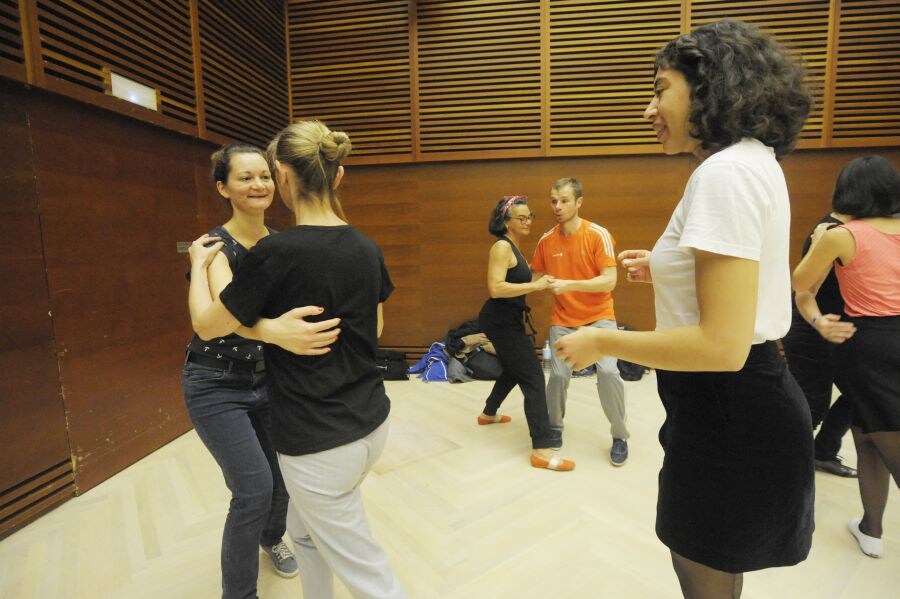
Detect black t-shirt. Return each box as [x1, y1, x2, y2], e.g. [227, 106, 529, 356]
[220, 225, 394, 455]
[186, 225, 274, 362]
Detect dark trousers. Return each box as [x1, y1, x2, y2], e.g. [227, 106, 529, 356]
[183, 360, 290, 599]
[479, 301, 556, 449]
[781, 316, 852, 461]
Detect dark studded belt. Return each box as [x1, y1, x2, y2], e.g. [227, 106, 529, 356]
[186, 351, 265, 373]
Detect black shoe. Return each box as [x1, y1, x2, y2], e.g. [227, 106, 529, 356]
[815, 457, 857, 478]
[610, 438, 628, 466]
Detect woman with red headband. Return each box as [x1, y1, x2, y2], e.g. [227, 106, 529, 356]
[477, 195, 575, 471]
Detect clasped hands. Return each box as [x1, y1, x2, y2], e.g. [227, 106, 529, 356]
[554, 248, 650, 369]
[533, 275, 581, 295]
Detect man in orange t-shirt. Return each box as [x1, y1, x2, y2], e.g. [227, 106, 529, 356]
[531, 178, 629, 466]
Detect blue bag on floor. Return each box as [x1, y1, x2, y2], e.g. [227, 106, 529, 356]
[408, 342, 449, 382]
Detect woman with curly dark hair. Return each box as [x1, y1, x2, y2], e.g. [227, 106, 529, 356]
[556, 20, 814, 597]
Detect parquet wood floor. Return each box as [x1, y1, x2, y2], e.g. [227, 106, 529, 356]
[1, 374, 896, 598]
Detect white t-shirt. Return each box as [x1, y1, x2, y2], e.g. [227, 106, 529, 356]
[649, 138, 792, 343]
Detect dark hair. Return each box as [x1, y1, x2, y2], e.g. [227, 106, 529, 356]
[654, 19, 811, 160]
[488, 195, 528, 237]
[831, 155, 900, 217]
[552, 177, 582, 199]
[210, 143, 267, 185]
[268, 120, 351, 220]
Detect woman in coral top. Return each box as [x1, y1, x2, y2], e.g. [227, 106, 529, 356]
[793, 155, 900, 560]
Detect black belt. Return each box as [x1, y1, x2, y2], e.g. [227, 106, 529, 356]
[186, 351, 265, 373]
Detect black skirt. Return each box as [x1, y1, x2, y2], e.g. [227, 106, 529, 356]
[655, 342, 815, 573]
[837, 315, 900, 433]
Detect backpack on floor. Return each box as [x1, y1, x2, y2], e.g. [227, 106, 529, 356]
[375, 349, 409, 381]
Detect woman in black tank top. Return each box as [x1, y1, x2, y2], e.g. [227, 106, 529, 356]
[182, 144, 341, 597]
[477, 195, 575, 471]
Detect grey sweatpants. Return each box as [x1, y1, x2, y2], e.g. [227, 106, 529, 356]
[548, 320, 629, 440]
[277, 420, 408, 599]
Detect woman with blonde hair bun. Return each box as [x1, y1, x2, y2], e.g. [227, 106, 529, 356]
[187, 120, 407, 599]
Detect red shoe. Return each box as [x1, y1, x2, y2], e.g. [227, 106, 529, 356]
[477, 414, 512, 425]
[530, 453, 575, 471]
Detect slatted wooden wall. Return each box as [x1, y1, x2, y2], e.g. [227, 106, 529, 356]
[831, 0, 900, 144]
[0, 0, 25, 81]
[417, 0, 542, 158]
[2, 2, 897, 158]
[690, 0, 831, 145]
[285, 0, 899, 164]
[35, 0, 197, 126]
[2, 1, 290, 146]
[549, 0, 681, 154]
[197, 0, 288, 147]
[287, 1, 412, 158]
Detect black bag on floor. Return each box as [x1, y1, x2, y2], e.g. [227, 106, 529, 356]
[462, 346, 503, 380]
[375, 349, 409, 380]
[616, 324, 649, 381]
[617, 359, 648, 381]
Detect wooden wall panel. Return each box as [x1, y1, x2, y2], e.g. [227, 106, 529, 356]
[344, 148, 900, 350]
[198, 0, 288, 147]
[24, 85, 214, 493]
[0, 80, 73, 538]
[345, 153, 697, 345]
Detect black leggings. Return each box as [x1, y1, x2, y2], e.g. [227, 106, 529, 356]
[781, 314, 853, 460]
[479, 300, 555, 449]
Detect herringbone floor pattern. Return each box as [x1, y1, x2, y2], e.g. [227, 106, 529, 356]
[1, 374, 897, 598]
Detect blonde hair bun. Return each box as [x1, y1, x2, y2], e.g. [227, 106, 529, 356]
[268, 120, 350, 220]
[319, 129, 352, 162]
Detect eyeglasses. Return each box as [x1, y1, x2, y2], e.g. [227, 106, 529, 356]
[509, 213, 536, 224]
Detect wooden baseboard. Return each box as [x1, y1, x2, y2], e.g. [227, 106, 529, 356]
[1, 460, 76, 540]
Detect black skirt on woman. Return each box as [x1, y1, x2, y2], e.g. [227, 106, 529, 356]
[655, 341, 815, 573]
[837, 315, 900, 433]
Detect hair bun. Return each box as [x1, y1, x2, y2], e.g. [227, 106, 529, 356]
[319, 130, 352, 162]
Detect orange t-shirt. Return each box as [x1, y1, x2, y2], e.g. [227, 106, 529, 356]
[531, 219, 617, 326]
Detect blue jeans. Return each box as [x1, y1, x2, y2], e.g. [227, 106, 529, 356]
[182, 359, 290, 599]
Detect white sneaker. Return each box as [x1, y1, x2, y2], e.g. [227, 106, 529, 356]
[848, 518, 883, 558]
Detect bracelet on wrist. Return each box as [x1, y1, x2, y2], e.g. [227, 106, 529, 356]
[811, 315, 821, 327]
